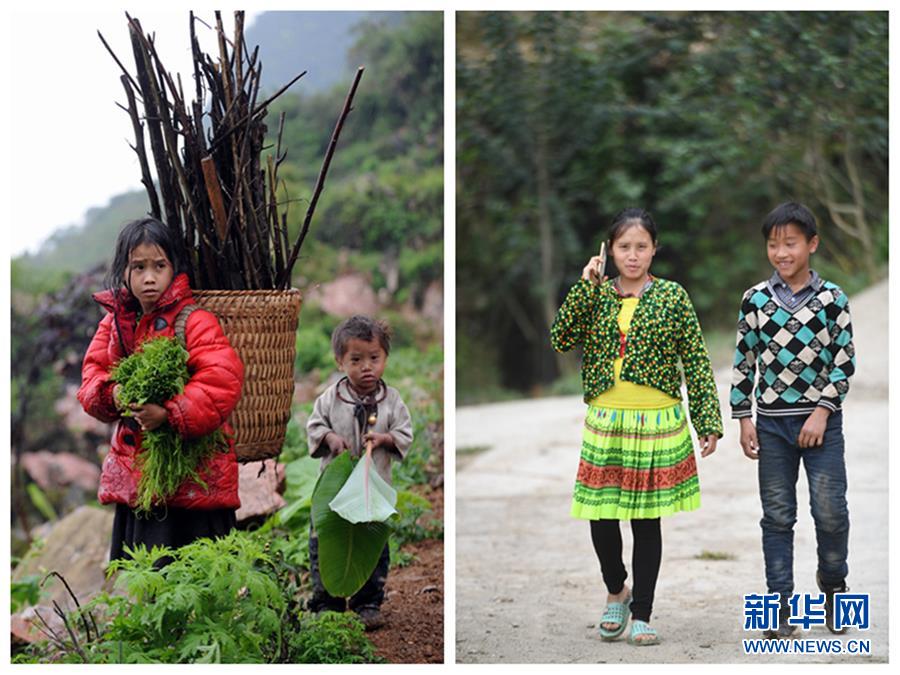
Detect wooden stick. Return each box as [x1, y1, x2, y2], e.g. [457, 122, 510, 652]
[120, 75, 161, 218]
[201, 157, 229, 243]
[278, 66, 365, 289]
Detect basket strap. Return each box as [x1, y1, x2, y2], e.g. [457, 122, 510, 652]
[174, 304, 201, 348]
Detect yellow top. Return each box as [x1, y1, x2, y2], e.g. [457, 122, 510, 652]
[589, 298, 681, 409]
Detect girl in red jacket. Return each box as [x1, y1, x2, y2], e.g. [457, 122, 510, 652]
[78, 218, 244, 561]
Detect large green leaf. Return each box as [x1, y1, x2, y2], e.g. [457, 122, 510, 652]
[328, 450, 397, 523]
[311, 453, 390, 597]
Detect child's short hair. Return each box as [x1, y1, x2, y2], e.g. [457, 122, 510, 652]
[106, 217, 188, 292]
[331, 315, 392, 359]
[607, 207, 658, 245]
[761, 201, 818, 241]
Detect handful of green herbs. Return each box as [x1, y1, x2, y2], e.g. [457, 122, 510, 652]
[111, 336, 225, 514]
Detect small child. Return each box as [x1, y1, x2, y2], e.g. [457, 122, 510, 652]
[306, 315, 413, 630]
[730, 201, 855, 639]
[78, 217, 244, 561]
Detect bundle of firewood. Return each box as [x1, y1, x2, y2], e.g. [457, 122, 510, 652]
[100, 11, 363, 290]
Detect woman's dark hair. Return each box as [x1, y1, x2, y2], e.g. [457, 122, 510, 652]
[761, 201, 818, 241]
[331, 315, 392, 359]
[607, 208, 658, 244]
[105, 217, 187, 293]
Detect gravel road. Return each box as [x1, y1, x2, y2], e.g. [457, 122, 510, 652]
[455, 280, 888, 664]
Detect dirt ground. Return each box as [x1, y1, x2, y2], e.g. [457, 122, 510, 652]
[370, 486, 444, 663]
[456, 280, 888, 664]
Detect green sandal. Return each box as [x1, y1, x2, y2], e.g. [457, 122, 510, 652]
[598, 593, 632, 640]
[628, 620, 659, 646]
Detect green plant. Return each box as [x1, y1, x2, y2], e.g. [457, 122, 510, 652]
[13, 531, 302, 663]
[92, 532, 287, 663]
[295, 326, 335, 374]
[288, 611, 380, 664]
[111, 336, 226, 513]
[391, 489, 442, 550]
[311, 453, 391, 597]
[26, 483, 58, 521]
[11, 574, 42, 613]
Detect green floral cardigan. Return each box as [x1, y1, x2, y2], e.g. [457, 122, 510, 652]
[550, 277, 723, 437]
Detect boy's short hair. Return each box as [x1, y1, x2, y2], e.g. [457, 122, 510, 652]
[761, 201, 818, 241]
[331, 315, 392, 359]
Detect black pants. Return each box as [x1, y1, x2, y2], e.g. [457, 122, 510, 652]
[590, 518, 662, 622]
[308, 530, 389, 612]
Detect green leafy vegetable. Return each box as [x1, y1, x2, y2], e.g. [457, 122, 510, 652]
[111, 336, 226, 514]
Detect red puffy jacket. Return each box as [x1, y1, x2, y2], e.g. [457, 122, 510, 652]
[77, 273, 244, 510]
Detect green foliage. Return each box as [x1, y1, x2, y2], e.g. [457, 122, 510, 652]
[457, 11, 888, 399]
[11, 574, 42, 613]
[90, 532, 286, 663]
[111, 336, 226, 513]
[390, 489, 442, 552]
[289, 611, 381, 664]
[311, 453, 391, 597]
[26, 484, 58, 521]
[295, 325, 335, 375]
[388, 344, 443, 489]
[111, 336, 189, 405]
[266, 12, 443, 295]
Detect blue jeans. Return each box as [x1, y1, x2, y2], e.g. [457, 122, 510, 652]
[756, 411, 849, 596]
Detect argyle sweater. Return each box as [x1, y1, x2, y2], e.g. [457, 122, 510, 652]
[730, 276, 855, 418]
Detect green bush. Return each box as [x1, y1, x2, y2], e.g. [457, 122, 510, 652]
[17, 532, 293, 663]
[289, 611, 380, 664]
[295, 326, 335, 375]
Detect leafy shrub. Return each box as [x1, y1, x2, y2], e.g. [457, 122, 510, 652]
[295, 326, 334, 374]
[288, 611, 380, 664]
[42, 531, 293, 663]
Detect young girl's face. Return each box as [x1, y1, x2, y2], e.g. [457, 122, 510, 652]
[127, 242, 175, 313]
[609, 224, 656, 282]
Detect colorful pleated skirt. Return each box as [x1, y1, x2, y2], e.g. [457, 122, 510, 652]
[570, 402, 700, 520]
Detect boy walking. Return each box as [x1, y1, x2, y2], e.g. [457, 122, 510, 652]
[730, 202, 855, 639]
[306, 315, 414, 629]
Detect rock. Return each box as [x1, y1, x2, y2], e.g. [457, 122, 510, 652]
[11, 505, 115, 644]
[21, 451, 100, 492]
[309, 273, 379, 318]
[235, 459, 286, 523]
[54, 383, 110, 437]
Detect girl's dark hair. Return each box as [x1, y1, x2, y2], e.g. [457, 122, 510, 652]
[331, 315, 392, 359]
[105, 217, 187, 293]
[607, 208, 658, 244]
[761, 201, 818, 241]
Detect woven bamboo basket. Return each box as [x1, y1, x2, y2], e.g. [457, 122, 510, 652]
[192, 288, 303, 462]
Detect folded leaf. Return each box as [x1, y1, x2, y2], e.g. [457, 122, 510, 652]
[311, 453, 390, 597]
[328, 450, 397, 523]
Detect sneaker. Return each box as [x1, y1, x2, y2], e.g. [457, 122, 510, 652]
[763, 595, 797, 640]
[354, 606, 385, 631]
[817, 572, 849, 635]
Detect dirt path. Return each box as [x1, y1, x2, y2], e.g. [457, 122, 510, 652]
[370, 486, 444, 663]
[455, 280, 888, 664]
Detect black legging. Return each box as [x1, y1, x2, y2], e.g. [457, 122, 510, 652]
[590, 518, 662, 623]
